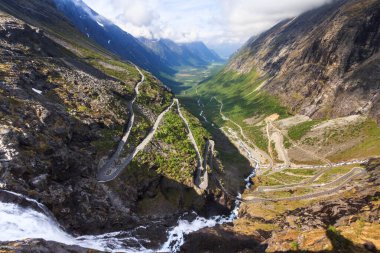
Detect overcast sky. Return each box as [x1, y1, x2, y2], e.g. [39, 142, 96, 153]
[82, 0, 331, 52]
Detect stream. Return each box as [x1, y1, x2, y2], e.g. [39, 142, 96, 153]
[0, 162, 258, 253]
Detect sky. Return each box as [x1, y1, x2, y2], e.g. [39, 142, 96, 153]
[82, 0, 331, 56]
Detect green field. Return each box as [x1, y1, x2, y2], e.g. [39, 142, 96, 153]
[179, 69, 288, 151]
[163, 63, 224, 93]
[288, 120, 321, 140]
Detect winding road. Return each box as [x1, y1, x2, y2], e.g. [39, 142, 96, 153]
[244, 167, 367, 202]
[175, 99, 208, 190]
[97, 68, 209, 189]
[191, 94, 369, 203]
[210, 96, 273, 171]
[256, 167, 366, 193]
[97, 64, 144, 181]
[266, 120, 290, 169]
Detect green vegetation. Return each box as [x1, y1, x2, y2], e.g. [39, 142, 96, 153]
[91, 126, 124, 156]
[269, 171, 306, 184]
[180, 69, 287, 151]
[122, 113, 152, 154]
[172, 63, 224, 92]
[87, 57, 140, 86]
[194, 70, 288, 121]
[328, 120, 380, 162]
[77, 104, 89, 112]
[314, 164, 358, 184]
[284, 136, 292, 149]
[282, 168, 318, 176]
[181, 108, 211, 152]
[249, 126, 268, 152]
[152, 111, 198, 183]
[290, 241, 299, 251]
[288, 120, 320, 140]
[137, 72, 173, 114]
[256, 187, 314, 198]
[257, 176, 283, 186]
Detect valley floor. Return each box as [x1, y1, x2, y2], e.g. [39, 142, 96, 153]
[178, 78, 380, 252]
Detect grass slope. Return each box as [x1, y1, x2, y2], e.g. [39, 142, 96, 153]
[192, 69, 288, 122]
[180, 69, 288, 151]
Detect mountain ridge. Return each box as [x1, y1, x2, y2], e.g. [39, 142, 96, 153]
[139, 37, 223, 68]
[226, 0, 380, 123]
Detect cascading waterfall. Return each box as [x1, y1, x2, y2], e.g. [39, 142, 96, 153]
[0, 190, 153, 253]
[0, 165, 258, 253]
[159, 162, 258, 252]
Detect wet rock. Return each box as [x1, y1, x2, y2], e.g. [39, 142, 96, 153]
[30, 174, 49, 189]
[181, 226, 265, 253]
[17, 132, 35, 147]
[364, 241, 377, 252]
[0, 239, 100, 253]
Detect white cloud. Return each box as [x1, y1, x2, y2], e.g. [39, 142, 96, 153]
[82, 0, 331, 47]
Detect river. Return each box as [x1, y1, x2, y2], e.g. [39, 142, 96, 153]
[0, 163, 258, 253]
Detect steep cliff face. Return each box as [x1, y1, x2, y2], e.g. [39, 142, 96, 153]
[227, 0, 380, 123]
[53, 0, 174, 77]
[0, 2, 229, 247]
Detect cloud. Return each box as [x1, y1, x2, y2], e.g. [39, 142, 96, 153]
[117, 0, 159, 26]
[82, 0, 331, 46]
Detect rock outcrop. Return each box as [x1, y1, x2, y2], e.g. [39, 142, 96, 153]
[227, 0, 380, 123]
[0, 6, 227, 249]
[180, 159, 380, 252]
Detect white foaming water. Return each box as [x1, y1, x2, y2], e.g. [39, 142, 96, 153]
[160, 162, 258, 252]
[0, 193, 152, 253]
[1, 161, 258, 253]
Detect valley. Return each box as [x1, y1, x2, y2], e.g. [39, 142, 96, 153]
[0, 0, 380, 252]
[171, 63, 224, 93]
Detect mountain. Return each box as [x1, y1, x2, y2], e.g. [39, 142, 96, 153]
[139, 38, 223, 68]
[0, 0, 249, 252]
[180, 0, 380, 251]
[207, 42, 242, 60]
[53, 0, 174, 76]
[183, 41, 223, 64]
[1, 0, 380, 252]
[227, 0, 380, 123]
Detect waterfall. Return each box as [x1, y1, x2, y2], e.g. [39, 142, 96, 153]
[0, 163, 258, 253]
[0, 191, 152, 253]
[160, 162, 258, 252]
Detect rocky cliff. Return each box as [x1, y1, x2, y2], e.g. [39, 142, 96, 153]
[181, 159, 380, 252]
[0, 3, 231, 250]
[227, 0, 380, 123]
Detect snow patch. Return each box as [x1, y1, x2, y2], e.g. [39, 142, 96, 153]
[96, 20, 104, 27]
[32, 88, 42, 95]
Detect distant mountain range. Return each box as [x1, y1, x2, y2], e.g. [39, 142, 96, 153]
[54, 0, 222, 79]
[139, 38, 223, 68]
